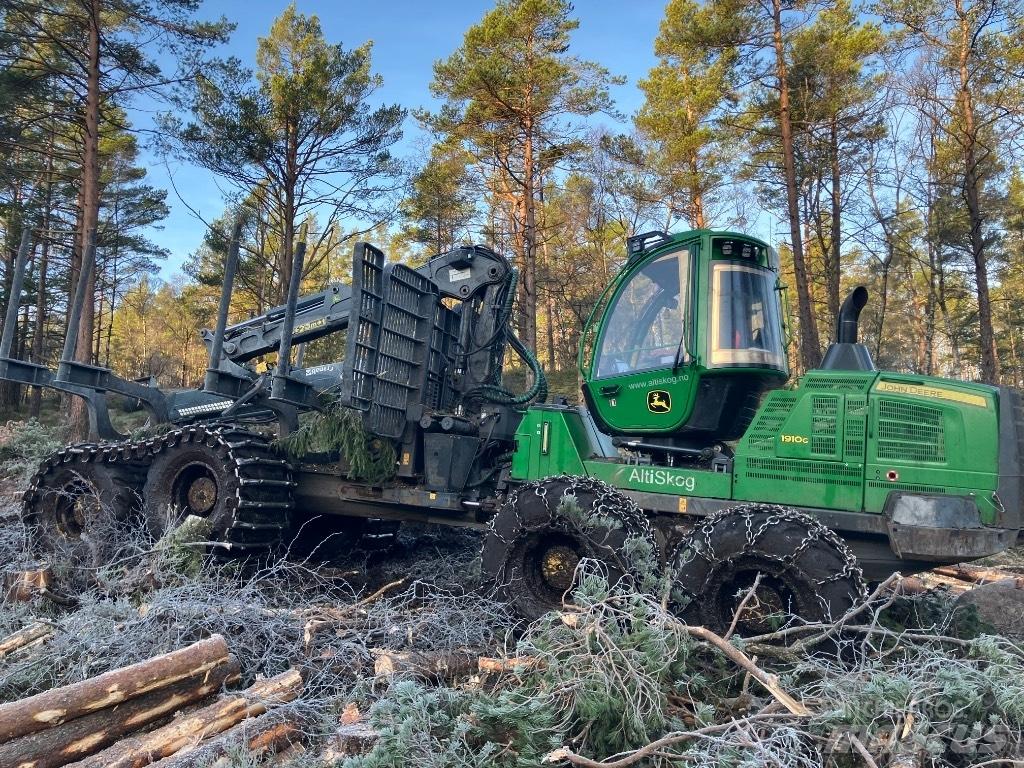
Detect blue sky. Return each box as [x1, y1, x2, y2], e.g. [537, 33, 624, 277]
[142, 0, 668, 277]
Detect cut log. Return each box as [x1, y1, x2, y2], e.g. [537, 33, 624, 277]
[477, 656, 541, 674]
[321, 721, 379, 760]
[4, 568, 52, 602]
[915, 571, 972, 593]
[0, 622, 53, 658]
[893, 576, 928, 595]
[933, 564, 1022, 587]
[146, 709, 302, 768]
[66, 668, 304, 768]
[373, 649, 478, 681]
[0, 634, 231, 742]
[0, 657, 240, 768]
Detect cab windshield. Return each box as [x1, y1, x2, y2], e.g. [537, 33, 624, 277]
[709, 262, 786, 369]
[595, 250, 690, 378]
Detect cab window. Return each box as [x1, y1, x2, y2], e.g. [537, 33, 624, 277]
[709, 263, 786, 369]
[595, 250, 690, 378]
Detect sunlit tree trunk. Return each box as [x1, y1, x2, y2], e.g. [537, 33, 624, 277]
[69, 0, 102, 438]
[772, 0, 820, 369]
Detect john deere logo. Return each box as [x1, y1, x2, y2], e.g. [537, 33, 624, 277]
[647, 390, 671, 413]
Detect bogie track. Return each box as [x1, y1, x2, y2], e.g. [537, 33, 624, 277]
[23, 424, 295, 559]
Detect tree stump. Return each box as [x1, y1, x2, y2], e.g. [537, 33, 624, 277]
[4, 568, 52, 602]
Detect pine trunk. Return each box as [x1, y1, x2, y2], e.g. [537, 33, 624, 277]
[827, 116, 842, 336]
[0, 660, 240, 768]
[147, 710, 301, 767]
[69, 0, 103, 438]
[0, 622, 53, 658]
[772, 0, 820, 369]
[688, 144, 705, 228]
[65, 668, 303, 768]
[29, 158, 52, 417]
[280, 122, 299, 307]
[957, 0, 998, 383]
[521, 121, 538, 353]
[0, 635, 232, 742]
[373, 649, 480, 681]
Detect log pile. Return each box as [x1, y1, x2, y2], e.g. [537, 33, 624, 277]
[899, 563, 1024, 595]
[0, 631, 303, 768]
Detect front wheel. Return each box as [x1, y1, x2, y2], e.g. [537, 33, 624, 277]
[481, 476, 659, 622]
[669, 504, 866, 634]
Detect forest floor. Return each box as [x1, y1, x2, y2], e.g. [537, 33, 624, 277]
[2, 418, 1024, 767]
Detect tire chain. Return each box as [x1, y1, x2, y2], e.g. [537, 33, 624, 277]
[487, 474, 659, 592]
[492, 474, 655, 546]
[672, 503, 867, 603]
[23, 423, 295, 555]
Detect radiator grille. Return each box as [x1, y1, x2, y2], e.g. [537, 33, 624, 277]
[810, 394, 839, 456]
[801, 374, 874, 393]
[844, 395, 868, 460]
[745, 457, 862, 487]
[877, 398, 945, 462]
[743, 392, 797, 454]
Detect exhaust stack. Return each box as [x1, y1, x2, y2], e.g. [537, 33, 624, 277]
[820, 286, 875, 372]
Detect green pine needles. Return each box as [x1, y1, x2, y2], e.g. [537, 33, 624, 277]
[279, 398, 397, 484]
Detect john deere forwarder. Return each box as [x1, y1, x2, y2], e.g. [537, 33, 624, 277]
[2, 224, 1020, 629]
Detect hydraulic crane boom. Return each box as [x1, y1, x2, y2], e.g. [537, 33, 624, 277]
[0, 222, 537, 445]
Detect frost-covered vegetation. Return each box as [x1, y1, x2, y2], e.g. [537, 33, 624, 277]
[0, 419, 1023, 767]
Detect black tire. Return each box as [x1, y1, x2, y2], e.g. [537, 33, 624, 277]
[24, 452, 145, 568]
[669, 504, 866, 634]
[142, 427, 293, 556]
[481, 475, 658, 622]
[144, 441, 239, 543]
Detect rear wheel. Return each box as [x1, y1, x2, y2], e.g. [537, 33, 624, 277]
[23, 448, 146, 568]
[669, 504, 866, 634]
[481, 476, 658, 622]
[145, 442, 236, 541]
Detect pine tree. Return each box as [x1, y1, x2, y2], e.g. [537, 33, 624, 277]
[877, 0, 1024, 383]
[787, 1, 885, 334]
[2, 0, 229, 432]
[168, 3, 405, 305]
[663, 0, 823, 369]
[636, 0, 738, 229]
[422, 0, 619, 353]
[399, 144, 477, 257]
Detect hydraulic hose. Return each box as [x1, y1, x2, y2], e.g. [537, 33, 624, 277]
[465, 269, 519, 357]
[476, 329, 547, 405]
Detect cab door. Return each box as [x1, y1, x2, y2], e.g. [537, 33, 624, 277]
[583, 244, 699, 435]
